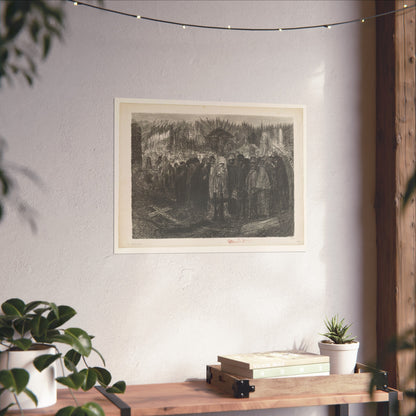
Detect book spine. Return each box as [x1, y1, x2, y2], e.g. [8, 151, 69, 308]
[217, 355, 329, 370]
[221, 362, 330, 379]
[217, 357, 252, 369]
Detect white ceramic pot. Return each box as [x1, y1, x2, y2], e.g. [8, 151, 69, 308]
[0, 344, 57, 409]
[318, 341, 359, 375]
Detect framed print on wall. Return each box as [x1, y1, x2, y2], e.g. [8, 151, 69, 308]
[115, 98, 305, 253]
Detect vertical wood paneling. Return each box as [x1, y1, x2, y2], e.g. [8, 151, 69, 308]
[376, 0, 398, 387]
[395, 2, 416, 413]
[376, 1, 416, 414]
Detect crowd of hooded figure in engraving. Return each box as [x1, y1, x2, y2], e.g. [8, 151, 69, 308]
[131, 121, 294, 239]
[144, 151, 291, 222]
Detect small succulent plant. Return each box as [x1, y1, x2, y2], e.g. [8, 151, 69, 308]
[321, 315, 357, 344]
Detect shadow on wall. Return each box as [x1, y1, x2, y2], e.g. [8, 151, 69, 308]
[323, 0, 377, 366]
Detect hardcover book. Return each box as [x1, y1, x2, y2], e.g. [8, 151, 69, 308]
[217, 351, 329, 370]
[220, 361, 330, 379]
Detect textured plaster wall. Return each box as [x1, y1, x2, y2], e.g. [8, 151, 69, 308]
[0, 1, 376, 415]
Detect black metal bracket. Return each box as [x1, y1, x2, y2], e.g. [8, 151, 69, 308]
[232, 379, 255, 398]
[374, 370, 389, 391]
[334, 403, 349, 416]
[206, 365, 213, 384]
[95, 386, 131, 416]
[387, 388, 399, 416]
[356, 363, 389, 391]
[376, 388, 399, 416]
[355, 365, 399, 416]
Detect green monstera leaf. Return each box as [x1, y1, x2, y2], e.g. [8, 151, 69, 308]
[47, 305, 76, 329]
[55, 403, 105, 416]
[0, 368, 28, 393]
[33, 353, 62, 372]
[1, 298, 25, 317]
[52, 328, 92, 357]
[106, 381, 126, 394]
[0, 297, 125, 415]
[56, 371, 86, 390]
[64, 349, 81, 372]
[0, 403, 15, 416]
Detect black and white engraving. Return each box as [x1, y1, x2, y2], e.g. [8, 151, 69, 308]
[130, 113, 295, 239]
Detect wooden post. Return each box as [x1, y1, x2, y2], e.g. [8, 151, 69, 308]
[376, 1, 416, 414]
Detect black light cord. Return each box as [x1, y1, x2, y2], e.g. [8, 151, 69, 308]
[68, 0, 415, 32]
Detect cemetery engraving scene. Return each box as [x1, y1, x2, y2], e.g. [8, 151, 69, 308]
[130, 113, 295, 240]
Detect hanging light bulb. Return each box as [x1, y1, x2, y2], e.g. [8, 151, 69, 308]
[63, 0, 415, 33]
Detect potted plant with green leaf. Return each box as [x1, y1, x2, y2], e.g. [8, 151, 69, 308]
[318, 315, 360, 374]
[0, 298, 125, 415]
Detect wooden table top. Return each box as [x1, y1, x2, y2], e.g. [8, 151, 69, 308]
[8, 388, 120, 416]
[9, 380, 401, 416]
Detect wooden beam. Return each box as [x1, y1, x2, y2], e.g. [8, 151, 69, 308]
[376, 0, 398, 387]
[376, 0, 416, 414]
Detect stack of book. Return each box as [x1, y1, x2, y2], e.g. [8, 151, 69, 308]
[217, 350, 330, 379]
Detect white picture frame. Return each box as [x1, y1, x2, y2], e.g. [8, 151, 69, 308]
[115, 98, 305, 253]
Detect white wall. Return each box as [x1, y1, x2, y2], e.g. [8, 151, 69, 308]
[0, 1, 376, 415]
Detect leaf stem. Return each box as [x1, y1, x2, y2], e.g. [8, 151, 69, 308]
[55, 346, 78, 407]
[13, 392, 24, 416]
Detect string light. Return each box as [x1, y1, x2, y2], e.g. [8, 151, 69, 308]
[67, 0, 416, 33]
